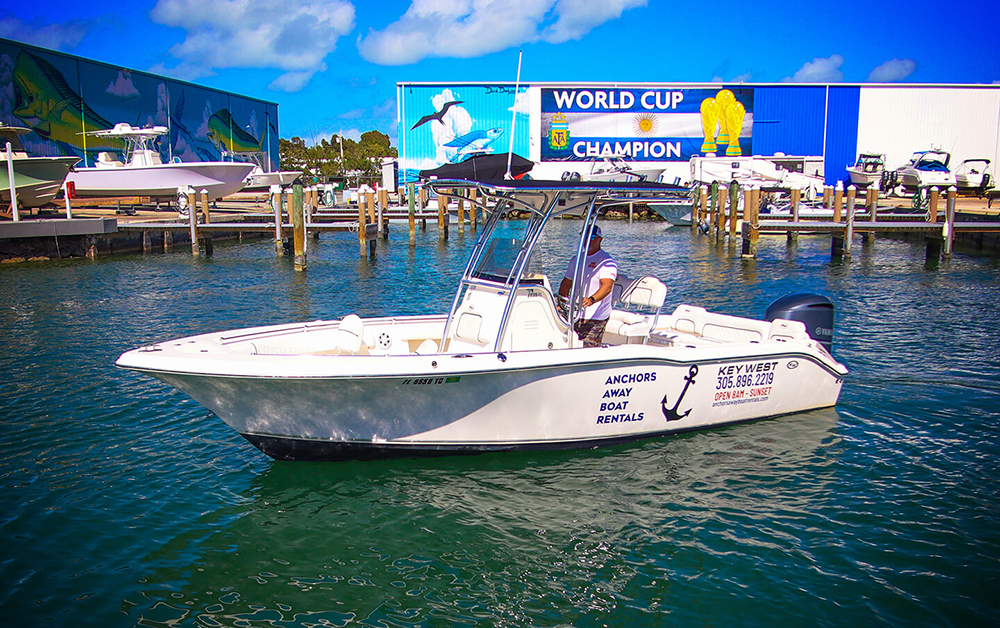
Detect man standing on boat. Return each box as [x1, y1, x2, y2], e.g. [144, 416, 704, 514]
[558, 225, 617, 348]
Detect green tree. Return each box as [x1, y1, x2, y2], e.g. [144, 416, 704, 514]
[278, 130, 397, 186]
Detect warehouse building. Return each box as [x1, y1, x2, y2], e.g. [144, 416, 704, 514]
[0, 38, 280, 170]
[397, 82, 1000, 187]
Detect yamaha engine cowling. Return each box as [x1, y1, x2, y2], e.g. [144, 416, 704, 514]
[765, 293, 835, 352]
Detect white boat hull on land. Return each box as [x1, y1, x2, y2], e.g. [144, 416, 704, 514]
[67, 162, 254, 199]
[243, 169, 302, 191]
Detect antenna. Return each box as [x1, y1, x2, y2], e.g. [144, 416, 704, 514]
[505, 50, 523, 180]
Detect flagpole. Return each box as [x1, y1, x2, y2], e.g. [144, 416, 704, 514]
[505, 50, 522, 179]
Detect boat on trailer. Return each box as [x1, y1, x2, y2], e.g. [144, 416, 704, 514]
[116, 179, 847, 461]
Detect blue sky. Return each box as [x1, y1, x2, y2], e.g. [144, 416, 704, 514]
[2, 0, 998, 146]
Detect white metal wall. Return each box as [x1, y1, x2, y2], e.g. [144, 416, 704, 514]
[857, 87, 1000, 175]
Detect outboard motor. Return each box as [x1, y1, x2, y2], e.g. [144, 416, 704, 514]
[765, 293, 835, 352]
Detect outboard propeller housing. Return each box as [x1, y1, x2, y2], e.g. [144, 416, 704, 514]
[765, 293, 835, 352]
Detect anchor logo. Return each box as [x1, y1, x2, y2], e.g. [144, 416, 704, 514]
[661, 365, 698, 422]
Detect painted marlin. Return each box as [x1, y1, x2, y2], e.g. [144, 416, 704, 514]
[445, 127, 503, 162]
[206, 108, 262, 154]
[11, 51, 121, 152]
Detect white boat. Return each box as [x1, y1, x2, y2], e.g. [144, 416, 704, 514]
[66, 124, 254, 199]
[893, 150, 956, 191]
[845, 153, 885, 187]
[583, 156, 664, 183]
[243, 168, 302, 191]
[0, 122, 80, 208]
[953, 158, 993, 194]
[646, 198, 694, 225]
[116, 180, 846, 461]
[222, 150, 302, 191]
[690, 155, 825, 199]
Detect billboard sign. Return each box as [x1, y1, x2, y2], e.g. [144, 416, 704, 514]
[540, 86, 754, 162]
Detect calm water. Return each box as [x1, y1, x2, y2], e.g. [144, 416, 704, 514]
[1, 222, 998, 627]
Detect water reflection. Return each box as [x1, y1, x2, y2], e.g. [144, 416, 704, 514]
[125, 411, 840, 627]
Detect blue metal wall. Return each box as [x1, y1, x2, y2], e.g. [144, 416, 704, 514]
[752, 85, 861, 185]
[824, 86, 860, 185]
[753, 86, 827, 158]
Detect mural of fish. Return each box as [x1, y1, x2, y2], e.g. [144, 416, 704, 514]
[445, 127, 503, 162]
[11, 51, 121, 153]
[206, 108, 262, 154]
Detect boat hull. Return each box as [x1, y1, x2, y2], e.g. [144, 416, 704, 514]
[896, 169, 956, 190]
[588, 168, 665, 183]
[122, 343, 843, 461]
[647, 201, 693, 225]
[66, 162, 254, 199]
[243, 170, 302, 191]
[0, 156, 79, 207]
[846, 168, 882, 187]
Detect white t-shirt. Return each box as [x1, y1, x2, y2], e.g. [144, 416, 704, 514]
[564, 248, 617, 320]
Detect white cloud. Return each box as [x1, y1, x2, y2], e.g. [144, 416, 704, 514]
[358, 0, 646, 65]
[711, 72, 752, 83]
[106, 70, 140, 100]
[0, 17, 87, 51]
[867, 58, 916, 82]
[783, 55, 844, 83]
[150, 0, 355, 91]
[509, 88, 530, 115]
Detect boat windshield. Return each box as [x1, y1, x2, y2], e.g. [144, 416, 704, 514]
[470, 221, 541, 285]
[0, 131, 26, 153]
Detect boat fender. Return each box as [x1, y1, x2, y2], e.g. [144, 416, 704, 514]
[497, 353, 507, 362]
[765, 293, 834, 353]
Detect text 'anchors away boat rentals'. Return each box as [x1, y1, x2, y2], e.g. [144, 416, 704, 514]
[116, 180, 847, 461]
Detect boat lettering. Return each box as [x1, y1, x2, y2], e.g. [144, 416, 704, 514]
[603, 388, 631, 398]
[717, 361, 778, 376]
[401, 377, 459, 385]
[605, 372, 656, 385]
[596, 413, 644, 424]
[597, 372, 658, 424]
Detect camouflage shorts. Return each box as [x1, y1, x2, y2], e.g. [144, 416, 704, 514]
[574, 318, 609, 348]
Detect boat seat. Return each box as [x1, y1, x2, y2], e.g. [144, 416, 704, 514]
[767, 318, 809, 342]
[414, 339, 438, 355]
[606, 276, 667, 344]
[97, 151, 123, 167]
[668, 304, 779, 343]
[330, 314, 365, 354]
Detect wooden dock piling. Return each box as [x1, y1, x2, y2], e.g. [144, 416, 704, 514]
[407, 182, 416, 240]
[844, 185, 857, 259]
[944, 187, 957, 256]
[929, 187, 940, 223]
[292, 180, 306, 271]
[741, 185, 760, 258]
[438, 189, 448, 240]
[788, 188, 801, 243]
[833, 182, 843, 222]
[188, 190, 199, 257]
[728, 180, 739, 238]
[470, 188, 478, 232]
